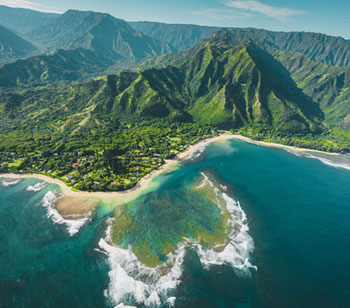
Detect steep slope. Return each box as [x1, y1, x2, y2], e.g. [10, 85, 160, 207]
[226, 28, 350, 67]
[0, 25, 37, 63]
[272, 49, 350, 126]
[0, 5, 59, 34]
[129, 22, 350, 67]
[0, 31, 324, 136]
[0, 10, 178, 88]
[181, 35, 323, 132]
[128, 21, 218, 51]
[25, 10, 173, 58]
[0, 48, 123, 88]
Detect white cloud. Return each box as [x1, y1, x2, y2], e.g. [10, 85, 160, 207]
[224, 0, 306, 21]
[0, 0, 62, 13]
[193, 8, 253, 20]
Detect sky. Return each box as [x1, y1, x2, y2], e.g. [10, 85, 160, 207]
[0, 0, 349, 39]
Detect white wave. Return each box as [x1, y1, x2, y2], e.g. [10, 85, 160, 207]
[285, 149, 350, 170]
[167, 297, 176, 307]
[184, 141, 209, 161]
[304, 154, 350, 170]
[115, 304, 137, 308]
[26, 181, 47, 192]
[99, 224, 185, 308]
[198, 173, 257, 274]
[101, 173, 256, 307]
[41, 191, 89, 236]
[2, 179, 21, 187]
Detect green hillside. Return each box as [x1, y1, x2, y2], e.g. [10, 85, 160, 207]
[0, 48, 123, 88]
[130, 22, 350, 67]
[1, 29, 350, 191]
[25, 10, 173, 57]
[0, 5, 58, 35]
[0, 25, 37, 63]
[0, 10, 175, 88]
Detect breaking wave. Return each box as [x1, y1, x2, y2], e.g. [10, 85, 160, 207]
[26, 182, 47, 192]
[99, 173, 256, 307]
[2, 179, 21, 187]
[304, 154, 350, 170]
[98, 224, 185, 308]
[184, 141, 209, 161]
[41, 191, 89, 236]
[285, 149, 350, 171]
[198, 173, 257, 274]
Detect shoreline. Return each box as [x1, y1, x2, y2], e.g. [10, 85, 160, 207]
[0, 134, 232, 199]
[0, 133, 341, 214]
[230, 134, 340, 156]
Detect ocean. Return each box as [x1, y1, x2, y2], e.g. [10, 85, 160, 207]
[1, 139, 350, 308]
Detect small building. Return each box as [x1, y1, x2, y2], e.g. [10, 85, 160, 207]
[72, 163, 78, 168]
[110, 181, 118, 185]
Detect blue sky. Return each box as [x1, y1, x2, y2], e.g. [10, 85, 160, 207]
[1, 0, 349, 39]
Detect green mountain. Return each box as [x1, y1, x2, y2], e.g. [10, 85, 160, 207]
[272, 49, 350, 126]
[0, 25, 37, 63]
[0, 30, 325, 134]
[0, 5, 59, 35]
[0, 10, 177, 88]
[0, 48, 123, 88]
[128, 21, 218, 52]
[129, 22, 350, 67]
[1, 29, 350, 134]
[25, 10, 173, 57]
[2, 29, 350, 191]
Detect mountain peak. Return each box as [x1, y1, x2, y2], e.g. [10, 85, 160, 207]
[25, 9, 173, 58]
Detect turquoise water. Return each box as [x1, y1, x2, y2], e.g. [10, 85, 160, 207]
[1, 139, 350, 307]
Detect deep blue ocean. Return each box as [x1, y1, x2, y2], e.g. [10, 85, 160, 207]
[1, 139, 350, 308]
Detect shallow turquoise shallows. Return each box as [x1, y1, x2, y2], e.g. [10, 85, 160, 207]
[1, 139, 350, 308]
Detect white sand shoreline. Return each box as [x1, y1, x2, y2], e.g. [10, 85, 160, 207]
[0, 133, 340, 202]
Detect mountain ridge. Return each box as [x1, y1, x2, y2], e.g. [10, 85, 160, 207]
[129, 21, 350, 67]
[25, 10, 174, 58]
[0, 25, 37, 63]
[0, 5, 59, 35]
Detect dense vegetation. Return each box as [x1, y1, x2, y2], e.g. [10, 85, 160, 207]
[0, 121, 215, 191]
[0, 5, 58, 35]
[0, 10, 173, 87]
[0, 25, 37, 63]
[130, 22, 350, 67]
[1, 12, 350, 192]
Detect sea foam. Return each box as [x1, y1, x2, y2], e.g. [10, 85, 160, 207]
[1, 179, 21, 187]
[285, 149, 350, 170]
[99, 223, 186, 307]
[41, 191, 89, 236]
[100, 172, 256, 307]
[184, 141, 209, 161]
[26, 182, 47, 192]
[198, 173, 257, 274]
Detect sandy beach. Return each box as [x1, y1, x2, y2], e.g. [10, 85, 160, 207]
[230, 134, 340, 156]
[0, 133, 340, 215]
